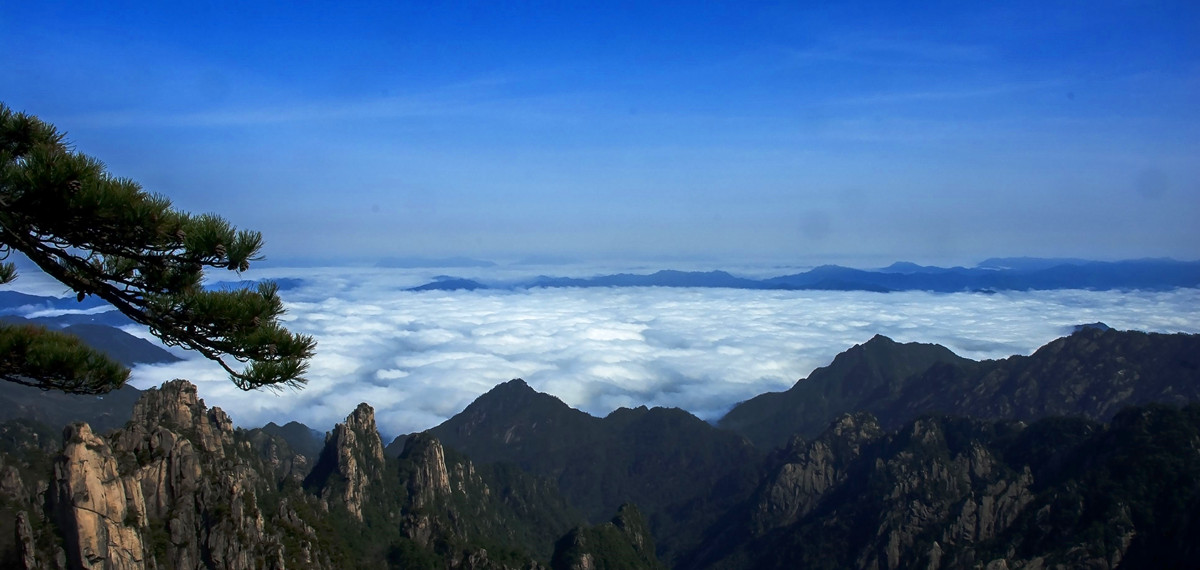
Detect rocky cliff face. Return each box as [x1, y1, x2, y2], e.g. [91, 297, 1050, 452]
[305, 402, 386, 521]
[30, 380, 337, 569]
[54, 422, 149, 569]
[401, 432, 452, 510]
[1, 378, 578, 569]
[752, 412, 883, 534]
[689, 405, 1200, 570]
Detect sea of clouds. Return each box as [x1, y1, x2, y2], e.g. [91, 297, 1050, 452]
[94, 265, 1200, 438]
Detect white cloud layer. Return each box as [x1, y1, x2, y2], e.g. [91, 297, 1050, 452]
[118, 267, 1200, 438]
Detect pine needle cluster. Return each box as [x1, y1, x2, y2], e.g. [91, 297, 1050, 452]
[0, 103, 316, 393]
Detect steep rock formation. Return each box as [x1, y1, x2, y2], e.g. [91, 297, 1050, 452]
[47, 380, 338, 569]
[245, 428, 312, 483]
[14, 511, 40, 569]
[402, 431, 452, 510]
[53, 422, 148, 569]
[848, 418, 1033, 570]
[304, 402, 386, 521]
[3, 381, 580, 569]
[752, 413, 883, 533]
[690, 405, 1200, 570]
[0, 418, 67, 569]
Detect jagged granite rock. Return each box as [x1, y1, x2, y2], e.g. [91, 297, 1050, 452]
[42, 380, 344, 569]
[2, 380, 583, 569]
[0, 419, 67, 568]
[392, 432, 574, 568]
[53, 422, 149, 569]
[689, 405, 1200, 569]
[7, 329, 1200, 570]
[244, 427, 312, 483]
[402, 432, 452, 510]
[752, 412, 884, 534]
[304, 402, 386, 521]
[14, 510, 39, 569]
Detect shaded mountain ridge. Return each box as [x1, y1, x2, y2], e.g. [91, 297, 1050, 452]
[720, 327, 1200, 449]
[3, 327, 1200, 568]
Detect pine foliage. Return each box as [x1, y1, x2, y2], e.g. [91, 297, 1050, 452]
[0, 103, 315, 393]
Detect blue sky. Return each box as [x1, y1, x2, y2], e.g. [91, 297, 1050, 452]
[4, 1, 1198, 267]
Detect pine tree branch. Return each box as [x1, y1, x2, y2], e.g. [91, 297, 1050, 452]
[0, 102, 316, 393]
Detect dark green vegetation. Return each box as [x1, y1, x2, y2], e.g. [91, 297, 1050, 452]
[0, 319, 164, 435]
[552, 504, 664, 570]
[1, 328, 1199, 568]
[0, 315, 175, 435]
[1, 103, 314, 393]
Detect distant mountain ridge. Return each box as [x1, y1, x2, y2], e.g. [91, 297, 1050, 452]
[407, 257, 1200, 292]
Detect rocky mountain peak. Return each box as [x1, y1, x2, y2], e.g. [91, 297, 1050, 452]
[123, 379, 233, 455]
[466, 378, 568, 419]
[47, 381, 293, 570]
[436, 378, 590, 458]
[345, 402, 380, 439]
[399, 432, 451, 508]
[306, 402, 385, 521]
[864, 333, 897, 346]
[479, 378, 562, 408]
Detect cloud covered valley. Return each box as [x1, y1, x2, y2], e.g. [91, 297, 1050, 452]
[105, 266, 1200, 438]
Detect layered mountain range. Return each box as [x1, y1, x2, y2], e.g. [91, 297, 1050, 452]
[2, 327, 1199, 568]
[408, 258, 1200, 292]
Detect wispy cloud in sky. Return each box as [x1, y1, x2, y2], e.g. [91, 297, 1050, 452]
[784, 36, 995, 69]
[4, 2, 1196, 266]
[117, 267, 1200, 438]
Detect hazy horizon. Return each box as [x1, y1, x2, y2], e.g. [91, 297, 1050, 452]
[7, 261, 1200, 438]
